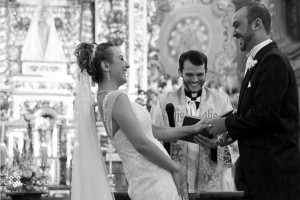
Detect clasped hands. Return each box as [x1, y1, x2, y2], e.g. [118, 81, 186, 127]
[193, 118, 230, 148]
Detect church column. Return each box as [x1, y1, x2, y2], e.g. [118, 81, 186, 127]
[128, 0, 148, 95]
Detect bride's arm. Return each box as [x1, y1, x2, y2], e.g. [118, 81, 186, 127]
[152, 125, 196, 142]
[152, 121, 210, 142]
[112, 94, 179, 173]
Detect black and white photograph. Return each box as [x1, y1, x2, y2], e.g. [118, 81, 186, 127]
[0, 0, 300, 200]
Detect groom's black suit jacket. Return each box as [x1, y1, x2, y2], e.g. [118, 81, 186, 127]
[225, 42, 300, 200]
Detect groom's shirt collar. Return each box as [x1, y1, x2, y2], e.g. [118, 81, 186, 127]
[246, 39, 273, 59]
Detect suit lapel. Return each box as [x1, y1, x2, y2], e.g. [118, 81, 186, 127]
[237, 42, 278, 113]
[237, 69, 254, 113]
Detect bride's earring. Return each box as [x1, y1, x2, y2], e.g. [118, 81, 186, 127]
[106, 71, 110, 80]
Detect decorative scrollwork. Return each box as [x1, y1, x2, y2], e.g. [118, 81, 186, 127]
[21, 100, 67, 116]
[167, 16, 210, 61]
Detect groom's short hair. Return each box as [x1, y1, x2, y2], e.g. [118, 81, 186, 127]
[236, 1, 271, 35]
[178, 50, 208, 73]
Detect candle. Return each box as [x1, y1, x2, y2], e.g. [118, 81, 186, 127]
[1, 143, 7, 166]
[40, 143, 48, 166]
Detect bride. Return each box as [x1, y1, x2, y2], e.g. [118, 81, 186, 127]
[71, 41, 210, 200]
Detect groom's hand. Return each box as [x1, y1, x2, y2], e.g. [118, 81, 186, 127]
[207, 118, 227, 136]
[217, 132, 234, 147]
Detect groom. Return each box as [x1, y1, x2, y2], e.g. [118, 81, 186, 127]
[207, 2, 300, 200]
[150, 50, 237, 199]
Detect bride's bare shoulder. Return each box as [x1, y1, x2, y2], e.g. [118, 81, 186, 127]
[98, 90, 129, 113]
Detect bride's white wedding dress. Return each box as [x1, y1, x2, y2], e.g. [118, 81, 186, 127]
[102, 90, 180, 200]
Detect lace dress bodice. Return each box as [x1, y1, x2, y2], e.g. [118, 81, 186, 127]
[102, 91, 180, 200]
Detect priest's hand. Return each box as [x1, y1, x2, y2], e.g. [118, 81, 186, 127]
[193, 134, 218, 149]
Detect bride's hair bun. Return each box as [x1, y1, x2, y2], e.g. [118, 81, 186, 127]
[74, 41, 114, 83]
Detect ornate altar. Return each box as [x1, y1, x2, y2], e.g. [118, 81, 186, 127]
[0, 0, 92, 197]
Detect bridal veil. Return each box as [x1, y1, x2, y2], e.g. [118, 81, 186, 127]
[71, 70, 115, 200]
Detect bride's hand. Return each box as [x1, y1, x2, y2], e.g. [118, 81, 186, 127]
[172, 163, 183, 197]
[193, 118, 212, 133]
[173, 171, 181, 194]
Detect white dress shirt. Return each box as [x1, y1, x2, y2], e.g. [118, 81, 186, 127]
[244, 39, 272, 76]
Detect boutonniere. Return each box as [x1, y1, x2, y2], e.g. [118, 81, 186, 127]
[246, 57, 258, 70]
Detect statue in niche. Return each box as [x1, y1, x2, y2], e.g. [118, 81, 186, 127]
[35, 114, 55, 156]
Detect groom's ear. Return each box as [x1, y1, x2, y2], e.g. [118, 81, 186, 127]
[252, 18, 262, 31]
